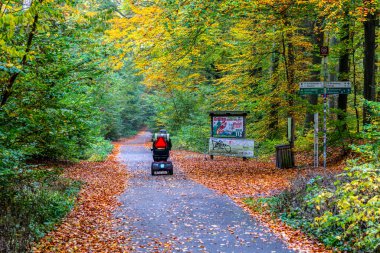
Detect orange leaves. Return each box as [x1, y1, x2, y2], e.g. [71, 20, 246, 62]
[172, 151, 296, 197]
[33, 142, 130, 252]
[171, 150, 343, 252]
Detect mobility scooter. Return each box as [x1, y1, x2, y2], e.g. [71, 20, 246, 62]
[151, 130, 173, 175]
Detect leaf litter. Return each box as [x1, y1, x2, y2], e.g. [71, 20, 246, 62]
[33, 141, 131, 252]
[171, 150, 345, 253]
[33, 133, 345, 252]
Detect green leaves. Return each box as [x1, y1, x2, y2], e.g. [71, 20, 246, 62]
[311, 164, 380, 252]
[0, 167, 81, 252]
[0, 0, 148, 166]
[351, 101, 380, 164]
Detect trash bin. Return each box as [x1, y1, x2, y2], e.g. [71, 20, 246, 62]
[275, 144, 294, 169]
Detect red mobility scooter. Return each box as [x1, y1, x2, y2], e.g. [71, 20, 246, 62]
[151, 130, 173, 175]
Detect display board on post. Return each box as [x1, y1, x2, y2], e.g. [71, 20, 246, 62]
[208, 111, 254, 159]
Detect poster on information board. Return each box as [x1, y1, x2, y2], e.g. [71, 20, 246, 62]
[210, 111, 248, 138]
[208, 138, 254, 158]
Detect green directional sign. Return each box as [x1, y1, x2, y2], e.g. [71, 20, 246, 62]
[299, 81, 351, 95]
[299, 88, 323, 95]
[299, 87, 351, 95]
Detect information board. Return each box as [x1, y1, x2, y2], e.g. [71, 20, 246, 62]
[208, 138, 254, 158]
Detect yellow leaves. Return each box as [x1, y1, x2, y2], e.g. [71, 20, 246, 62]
[0, 13, 20, 40]
[106, 1, 221, 92]
[129, 2, 163, 17]
[187, 73, 201, 81]
[1, 43, 25, 58]
[84, 11, 97, 18]
[113, 61, 124, 71]
[61, 4, 80, 18]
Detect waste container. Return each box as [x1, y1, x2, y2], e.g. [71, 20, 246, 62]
[275, 144, 294, 169]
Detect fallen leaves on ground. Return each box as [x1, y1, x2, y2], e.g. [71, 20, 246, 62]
[171, 150, 345, 252]
[33, 142, 130, 253]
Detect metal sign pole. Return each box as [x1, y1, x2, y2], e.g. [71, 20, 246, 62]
[323, 54, 328, 169]
[323, 88, 327, 169]
[314, 113, 319, 167]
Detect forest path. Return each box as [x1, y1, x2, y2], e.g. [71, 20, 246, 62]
[115, 131, 292, 252]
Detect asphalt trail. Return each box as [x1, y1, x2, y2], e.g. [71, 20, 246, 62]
[115, 131, 293, 253]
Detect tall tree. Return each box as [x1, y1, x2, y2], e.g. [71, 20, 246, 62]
[337, 10, 350, 132]
[363, 1, 377, 125]
[1, 0, 44, 107]
[305, 20, 323, 130]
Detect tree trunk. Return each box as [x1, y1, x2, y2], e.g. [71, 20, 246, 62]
[281, 17, 296, 147]
[286, 38, 295, 109]
[286, 30, 296, 147]
[305, 21, 323, 130]
[268, 48, 280, 137]
[337, 15, 350, 131]
[363, 9, 377, 125]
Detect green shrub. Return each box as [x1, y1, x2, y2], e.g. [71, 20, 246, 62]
[255, 138, 286, 158]
[86, 138, 114, 162]
[244, 196, 284, 216]
[172, 124, 209, 153]
[0, 146, 24, 175]
[246, 166, 380, 252]
[0, 167, 81, 252]
[311, 164, 380, 252]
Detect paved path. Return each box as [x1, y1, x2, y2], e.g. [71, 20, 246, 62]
[115, 132, 292, 253]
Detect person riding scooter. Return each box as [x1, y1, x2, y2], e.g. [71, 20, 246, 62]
[151, 129, 172, 162]
[151, 129, 173, 175]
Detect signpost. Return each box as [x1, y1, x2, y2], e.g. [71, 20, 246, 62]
[300, 82, 352, 168]
[299, 46, 351, 168]
[314, 113, 319, 167]
[299, 82, 351, 95]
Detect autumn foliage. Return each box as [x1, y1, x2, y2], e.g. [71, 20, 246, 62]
[33, 143, 130, 252]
